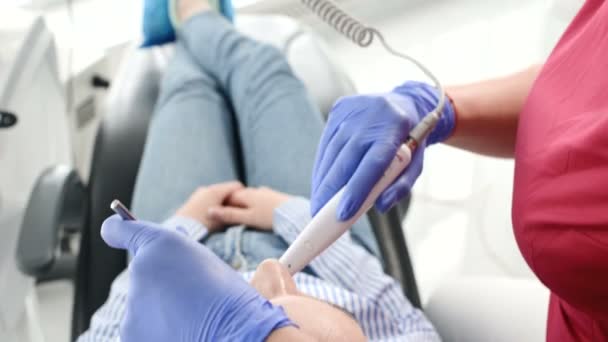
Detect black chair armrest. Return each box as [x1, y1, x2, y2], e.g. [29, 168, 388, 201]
[368, 201, 422, 309]
[16, 165, 87, 282]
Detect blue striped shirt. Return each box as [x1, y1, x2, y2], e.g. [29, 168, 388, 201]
[78, 197, 440, 341]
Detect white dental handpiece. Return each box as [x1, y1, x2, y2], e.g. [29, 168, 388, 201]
[279, 105, 444, 275]
[280, 143, 413, 275]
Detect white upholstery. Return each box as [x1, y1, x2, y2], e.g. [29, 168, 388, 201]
[425, 276, 550, 342]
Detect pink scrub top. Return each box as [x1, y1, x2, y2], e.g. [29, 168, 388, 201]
[512, 0, 608, 340]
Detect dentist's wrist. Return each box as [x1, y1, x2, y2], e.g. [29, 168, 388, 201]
[393, 81, 456, 145]
[267, 326, 315, 341]
[231, 300, 295, 342]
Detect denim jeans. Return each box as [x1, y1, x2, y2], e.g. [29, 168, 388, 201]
[130, 12, 379, 271]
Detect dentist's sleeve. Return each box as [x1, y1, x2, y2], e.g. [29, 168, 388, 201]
[162, 215, 209, 241]
[76, 216, 208, 342]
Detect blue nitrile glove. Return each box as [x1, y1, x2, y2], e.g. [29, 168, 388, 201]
[311, 81, 455, 220]
[101, 215, 294, 342]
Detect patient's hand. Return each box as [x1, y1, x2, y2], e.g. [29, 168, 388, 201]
[207, 187, 291, 230]
[175, 181, 244, 232]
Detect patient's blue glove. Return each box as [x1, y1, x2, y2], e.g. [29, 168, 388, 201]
[311, 81, 456, 220]
[101, 215, 293, 342]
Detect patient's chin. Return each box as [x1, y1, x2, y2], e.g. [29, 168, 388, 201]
[271, 295, 366, 342]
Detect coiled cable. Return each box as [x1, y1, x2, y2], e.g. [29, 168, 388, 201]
[300, 0, 446, 143]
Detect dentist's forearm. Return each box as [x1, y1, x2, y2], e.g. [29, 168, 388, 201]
[444, 64, 542, 158]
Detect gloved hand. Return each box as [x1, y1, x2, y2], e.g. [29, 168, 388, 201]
[101, 215, 293, 342]
[311, 81, 456, 220]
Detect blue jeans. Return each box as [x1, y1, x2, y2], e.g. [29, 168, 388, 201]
[130, 13, 379, 271]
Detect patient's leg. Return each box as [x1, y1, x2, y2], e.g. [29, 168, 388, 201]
[176, 10, 380, 257]
[176, 12, 324, 198]
[131, 42, 242, 222]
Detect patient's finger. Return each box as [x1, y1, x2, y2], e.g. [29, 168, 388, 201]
[211, 181, 244, 198]
[226, 188, 253, 207]
[207, 206, 253, 226]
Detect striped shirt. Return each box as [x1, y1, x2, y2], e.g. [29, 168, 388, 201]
[78, 198, 440, 342]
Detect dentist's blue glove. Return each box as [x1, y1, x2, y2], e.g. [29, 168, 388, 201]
[101, 215, 293, 342]
[311, 81, 456, 220]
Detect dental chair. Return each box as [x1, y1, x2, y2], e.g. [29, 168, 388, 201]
[15, 15, 420, 341]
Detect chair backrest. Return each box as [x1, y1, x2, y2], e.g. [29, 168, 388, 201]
[72, 44, 171, 339]
[72, 15, 419, 340]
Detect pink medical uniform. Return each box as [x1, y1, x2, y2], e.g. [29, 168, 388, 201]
[512, 0, 608, 340]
